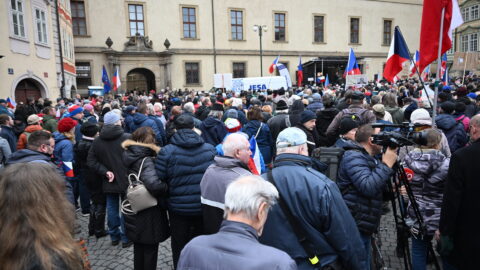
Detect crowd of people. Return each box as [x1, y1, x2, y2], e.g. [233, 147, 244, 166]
[0, 75, 479, 270]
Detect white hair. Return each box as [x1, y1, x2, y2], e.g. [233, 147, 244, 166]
[232, 98, 243, 108]
[184, 102, 195, 113]
[146, 103, 155, 115]
[276, 144, 306, 155]
[154, 102, 163, 111]
[223, 133, 249, 157]
[224, 175, 279, 220]
[208, 110, 223, 119]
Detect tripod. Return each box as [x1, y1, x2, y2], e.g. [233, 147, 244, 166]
[387, 160, 441, 270]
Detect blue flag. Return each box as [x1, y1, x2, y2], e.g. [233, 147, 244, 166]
[102, 66, 111, 94]
[324, 74, 330, 88]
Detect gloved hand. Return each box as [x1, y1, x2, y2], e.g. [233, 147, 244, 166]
[437, 235, 454, 256]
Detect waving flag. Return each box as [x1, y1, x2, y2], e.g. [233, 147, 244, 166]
[62, 162, 74, 177]
[440, 53, 448, 79]
[269, 56, 280, 74]
[297, 56, 303, 87]
[344, 48, 361, 78]
[443, 67, 449, 85]
[324, 74, 330, 88]
[419, 0, 463, 73]
[6, 97, 16, 109]
[277, 63, 292, 87]
[102, 66, 111, 94]
[383, 27, 410, 83]
[409, 51, 420, 77]
[112, 66, 121, 91]
[422, 65, 431, 81]
[248, 136, 265, 175]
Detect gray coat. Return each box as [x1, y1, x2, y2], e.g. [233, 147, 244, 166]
[178, 220, 297, 270]
[403, 148, 449, 235]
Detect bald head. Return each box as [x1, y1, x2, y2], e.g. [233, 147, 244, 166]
[470, 115, 480, 141]
[223, 133, 251, 164]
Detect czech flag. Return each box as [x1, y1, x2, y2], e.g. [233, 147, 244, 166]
[248, 136, 265, 175]
[269, 56, 280, 74]
[6, 97, 16, 109]
[62, 161, 75, 177]
[383, 27, 410, 83]
[343, 48, 361, 78]
[324, 74, 330, 88]
[443, 67, 449, 86]
[419, 0, 463, 73]
[297, 56, 303, 87]
[112, 66, 121, 92]
[440, 53, 448, 79]
[102, 65, 111, 94]
[422, 65, 431, 81]
[409, 50, 420, 77]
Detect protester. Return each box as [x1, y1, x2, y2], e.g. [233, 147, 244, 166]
[316, 93, 339, 146]
[244, 106, 274, 164]
[124, 105, 136, 133]
[17, 114, 44, 150]
[178, 175, 296, 270]
[435, 101, 468, 153]
[42, 106, 58, 132]
[200, 133, 252, 234]
[306, 93, 324, 113]
[0, 135, 11, 168]
[83, 104, 98, 123]
[0, 99, 14, 118]
[295, 110, 320, 155]
[0, 114, 17, 153]
[382, 92, 404, 124]
[68, 105, 84, 143]
[133, 103, 164, 146]
[199, 103, 227, 146]
[334, 117, 359, 148]
[267, 99, 289, 143]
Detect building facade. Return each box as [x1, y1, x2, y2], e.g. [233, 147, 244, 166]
[57, 0, 77, 97]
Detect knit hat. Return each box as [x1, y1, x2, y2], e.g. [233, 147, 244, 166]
[58, 117, 77, 133]
[410, 108, 432, 125]
[225, 109, 238, 119]
[276, 127, 307, 148]
[83, 104, 94, 112]
[80, 122, 99, 137]
[339, 118, 359, 135]
[103, 111, 121, 125]
[300, 110, 316, 123]
[440, 101, 455, 114]
[211, 103, 224, 112]
[224, 118, 241, 133]
[68, 105, 84, 117]
[27, 114, 42, 125]
[372, 104, 386, 116]
[312, 93, 321, 102]
[276, 100, 288, 111]
[174, 114, 194, 130]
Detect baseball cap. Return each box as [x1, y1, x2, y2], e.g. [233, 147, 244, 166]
[27, 114, 42, 125]
[276, 127, 307, 149]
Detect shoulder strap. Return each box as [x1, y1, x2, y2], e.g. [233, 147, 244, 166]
[254, 122, 263, 139]
[266, 170, 320, 266]
[128, 157, 148, 185]
[137, 157, 147, 177]
[285, 115, 291, 128]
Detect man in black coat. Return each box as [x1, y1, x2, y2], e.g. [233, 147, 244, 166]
[439, 114, 480, 269]
[267, 100, 289, 143]
[0, 114, 17, 153]
[87, 111, 131, 247]
[295, 110, 320, 156]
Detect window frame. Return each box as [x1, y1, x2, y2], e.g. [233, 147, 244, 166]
[349, 16, 361, 45]
[470, 33, 478, 52]
[382, 19, 393, 46]
[232, 62, 247, 78]
[181, 5, 199, 40]
[71, 0, 87, 36]
[461, 34, 469, 52]
[10, 0, 27, 39]
[184, 61, 201, 86]
[128, 4, 145, 36]
[229, 9, 244, 41]
[313, 14, 325, 44]
[33, 7, 48, 45]
[273, 11, 287, 42]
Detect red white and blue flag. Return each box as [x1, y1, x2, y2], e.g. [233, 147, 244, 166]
[442, 67, 449, 85]
[383, 27, 410, 83]
[440, 53, 448, 79]
[343, 48, 361, 78]
[6, 97, 16, 109]
[297, 56, 303, 87]
[409, 50, 420, 77]
[248, 136, 264, 175]
[422, 65, 431, 81]
[62, 161, 74, 177]
[112, 66, 121, 92]
[269, 56, 280, 74]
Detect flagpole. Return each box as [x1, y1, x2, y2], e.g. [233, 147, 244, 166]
[432, 7, 446, 127]
[396, 26, 433, 108]
[462, 52, 468, 85]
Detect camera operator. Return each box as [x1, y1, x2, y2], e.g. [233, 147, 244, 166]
[337, 124, 396, 270]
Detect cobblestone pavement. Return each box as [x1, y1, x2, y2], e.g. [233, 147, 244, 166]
[76, 207, 439, 270]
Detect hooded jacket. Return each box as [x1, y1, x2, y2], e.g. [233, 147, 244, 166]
[0, 125, 17, 153]
[385, 106, 404, 124]
[288, 100, 305, 128]
[259, 154, 367, 270]
[199, 117, 228, 146]
[155, 128, 216, 215]
[132, 113, 165, 146]
[243, 120, 274, 164]
[52, 132, 74, 179]
[267, 112, 289, 143]
[122, 140, 169, 244]
[41, 114, 58, 133]
[435, 114, 468, 153]
[87, 124, 130, 194]
[74, 136, 104, 203]
[17, 124, 44, 150]
[316, 108, 339, 147]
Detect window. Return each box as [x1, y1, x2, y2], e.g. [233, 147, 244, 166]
[470, 33, 478, 52]
[35, 9, 47, 44]
[461, 34, 469, 52]
[462, 7, 470, 21]
[182, 7, 197, 38]
[233, 62, 246, 78]
[185, 62, 200, 84]
[129, 4, 144, 36]
[76, 62, 92, 88]
[71, 1, 87, 35]
[350, 17, 360, 44]
[463, 5, 479, 21]
[10, 0, 26, 38]
[314, 16, 324, 43]
[230, 10, 243, 40]
[274, 13, 286, 41]
[383, 20, 392, 45]
[462, 33, 480, 52]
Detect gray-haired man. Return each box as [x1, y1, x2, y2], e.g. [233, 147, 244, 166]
[178, 175, 296, 270]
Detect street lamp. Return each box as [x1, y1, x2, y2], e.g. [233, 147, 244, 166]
[253, 25, 267, 76]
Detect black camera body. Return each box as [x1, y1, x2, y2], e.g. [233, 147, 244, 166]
[371, 122, 428, 148]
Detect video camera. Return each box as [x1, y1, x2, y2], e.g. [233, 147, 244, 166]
[371, 122, 428, 148]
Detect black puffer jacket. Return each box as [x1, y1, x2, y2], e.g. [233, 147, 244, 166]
[87, 124, 130, 194]
[316, 108, 339, 146]
[74, 137, 105, 204]
[288, 100, 304, 128]
[122, 140, 170, 244]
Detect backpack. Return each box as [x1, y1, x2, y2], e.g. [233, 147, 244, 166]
[340, 108, 368, 125]
[311, 147, 345, 182]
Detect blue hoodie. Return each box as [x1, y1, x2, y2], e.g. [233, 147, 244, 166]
[435, 114, 468, 153]
[132, 113, 165, 146]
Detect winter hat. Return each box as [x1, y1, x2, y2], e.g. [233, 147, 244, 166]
[211, 103, 224, 112]
[410, 108, 432, 125]
[351, 91, 365, 100]
[80, 122, 99, 137]
[103, 111, 121, 125]
[312, 93, 321, 102]
[225, 108, 238, 119]
[83, 104, 94, 112]
[174, 114, 194, 130]
[27, 114, 42, 125]
[339, 118, 359, 135]
[467, 92, 477, 99]
[440, 101, 455, 114]
[276, 100, 288, 111]
[276, 127, 307, 148]
[372, 104, 386, 116]
[58, 117, 77, 133]
[125, 105, 136, 113]
[68, 105, 84, 116]
[224, 118, 241, 133]
[300, 110, 317, 123]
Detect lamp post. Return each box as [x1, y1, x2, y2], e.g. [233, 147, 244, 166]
[253, 25, 267, 76]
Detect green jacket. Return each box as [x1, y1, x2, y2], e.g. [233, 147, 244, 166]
[42, 115, 58, 133]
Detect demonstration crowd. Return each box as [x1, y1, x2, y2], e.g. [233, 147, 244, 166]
[0, 76, 479, 270]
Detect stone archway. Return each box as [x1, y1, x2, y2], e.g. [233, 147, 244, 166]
[126, 68, 156, 93]
[14, 79, 44, 104]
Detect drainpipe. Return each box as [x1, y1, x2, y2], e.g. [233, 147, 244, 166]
[211, 0, 217, 74]
[55, 0, 66, 98]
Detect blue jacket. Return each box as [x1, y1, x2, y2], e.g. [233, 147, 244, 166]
[0, 125, 17, 153]
[306, 101, 324, 113]
[148, 115, 167, 146]
[178, 220, 297, 270]
[0, 105, 14, 118]
[337, 144, 393, 235]
[260, 154, 367, 270]
[53, 132, 74, 176]
[132, 113, 165, 146]
[199, 116, 228, 146]
[435, 114, 468, 153]
[124, 113, 135, 133]
[69, 116, 83, 144]
[243, 120, 274, 164]
[155, 128, 216, 215]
